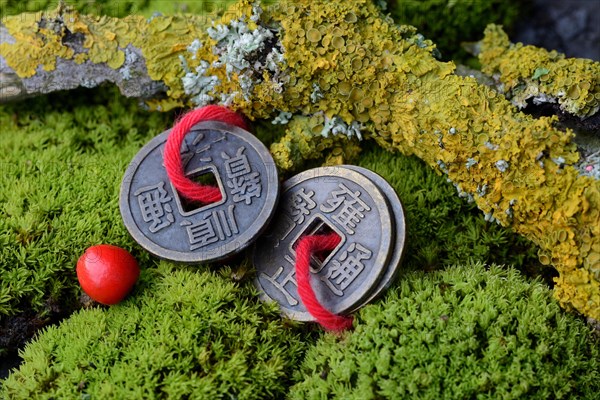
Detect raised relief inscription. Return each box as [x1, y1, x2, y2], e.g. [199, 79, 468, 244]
[181, 205, 239, 250]
[134, 181, 175, 233]
[320, 183, 371, 235]
[322, 243, 372, 296]
[260, 255, 298, 306]
[290, 188, 317, 225]
[222, 146, 262, 205]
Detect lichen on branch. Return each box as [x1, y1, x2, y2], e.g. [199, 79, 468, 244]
[478, 24, 600, 119]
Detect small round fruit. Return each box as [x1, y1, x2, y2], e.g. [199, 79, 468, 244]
[76, 244, 140, 305]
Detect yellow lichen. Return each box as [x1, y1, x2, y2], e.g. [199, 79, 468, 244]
[0, 12, 74, 77]
[270, 114, 362, 171]
[479, 24, 600, 118]
[1, 6, 215, 110]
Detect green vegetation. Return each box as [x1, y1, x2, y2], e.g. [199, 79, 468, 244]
[0, 85, 540, 356]
[1, 0, 597, 397]
[4, 262, 597, 398]
[1, 264, 309, 399]
[0, 0, 277, 18]
[1, 0, 151, 17]
[290, 263, 600, 399]
[0, 88, 171, 341]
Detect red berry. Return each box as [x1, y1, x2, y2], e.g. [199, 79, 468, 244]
[76, 245, 140, 305]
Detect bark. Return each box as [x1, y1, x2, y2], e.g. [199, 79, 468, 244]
[0, 23, 165, 102]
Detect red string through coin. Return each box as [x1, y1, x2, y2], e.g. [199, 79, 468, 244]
[295, 233, 354, 331]
[163, 105, 249, 204]
[164, 105, 352, 331]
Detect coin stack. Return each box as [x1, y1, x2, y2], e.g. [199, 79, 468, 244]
[253, 166, 406, 321]
[120, 118, 405, 322]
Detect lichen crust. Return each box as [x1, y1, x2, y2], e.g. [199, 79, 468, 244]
[479, 24, 600, 119]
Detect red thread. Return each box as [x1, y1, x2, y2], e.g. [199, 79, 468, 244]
[164, 106, 352, 331]
[295, 233, 354, 331]
[163, 105, 249, 204]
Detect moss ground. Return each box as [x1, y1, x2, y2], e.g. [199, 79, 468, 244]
[1, 263, 311, 399]
[2, 83, 595, 398]
[2, 258, 598, 398]
[0, 0, 278, 18]
[0, 85, 545, 353]
[289, 264, 600, 400]
[0, 88, 172, 352]
[1, 0, 598, 397]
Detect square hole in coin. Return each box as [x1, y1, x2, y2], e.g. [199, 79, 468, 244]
[174, 167, 225, 214]
[291, 216, 343, 273]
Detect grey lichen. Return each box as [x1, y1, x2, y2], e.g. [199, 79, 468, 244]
[320, 115, 363, 140]
[552, 156, 566, 168]
[119, 47, 138, 81]
[210, 20, 274, 75]
[310, 83, 324, 103]
[476, 184, 488, 197]
[187, 39, 203, 60]
[484, 211, 499, 224]
[495, 159, 509, 172]
[181, 59, 220, 106]
[485, 141, 500, 151]
[204, 2, 285, 102]
[466, 157, 478, 169]
[437, 160, 448, 174]
[272, 110, 293, 125]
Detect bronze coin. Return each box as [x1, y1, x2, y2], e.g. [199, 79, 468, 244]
[253, 166, 393, 321]
[342, 165, 406, 311]
[120, 121, 279, 263]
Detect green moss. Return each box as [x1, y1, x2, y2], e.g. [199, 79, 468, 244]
[0, 6, 597, 379]
[0, 87, 172, 321]
[386, 0, 525, 60]
[0, 264, 309, 399]
[0, 85, 541, 356]
[0, 0, 260, 18]
[290, 263, 600, 400]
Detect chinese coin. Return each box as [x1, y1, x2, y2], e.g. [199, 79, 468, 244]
[342, 165, 406, 312]
[253, 166, 393, 321]
[120, 120, 279, 263]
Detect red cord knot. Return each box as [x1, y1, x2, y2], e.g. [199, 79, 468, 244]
[295, 233, 354, 332]
[163, 105, 249, 205]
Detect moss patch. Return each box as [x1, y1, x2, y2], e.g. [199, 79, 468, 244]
[0, 85, 541, 356]
[0, 0, 280, 18]
[290, 263, 600, 399]
[0, 87, 172, 333]
[0, 263, 309, 399]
